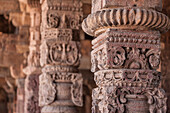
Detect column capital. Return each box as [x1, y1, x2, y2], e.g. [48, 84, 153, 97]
[82, 0, 169, 112]
[82, 8, 170, 36]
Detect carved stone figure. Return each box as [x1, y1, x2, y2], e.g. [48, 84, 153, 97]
[82, 0, 170, 112]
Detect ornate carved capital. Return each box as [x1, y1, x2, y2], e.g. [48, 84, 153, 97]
[39, 0, 83, 112]
[82, 8, 170, 36]
[82, 0, 170, 112]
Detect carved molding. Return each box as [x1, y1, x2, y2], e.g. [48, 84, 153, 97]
[92, 86, 167, 113]
[82, 8, 170, 36]
[82, 0, 170, 112]
[39, 0, 83, 112]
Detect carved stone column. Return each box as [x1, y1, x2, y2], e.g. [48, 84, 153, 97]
[23, 1, 41, 113]
[82, 0, 170, 112]
[39, 0, 83, 113]
[9, 1, 30, 113]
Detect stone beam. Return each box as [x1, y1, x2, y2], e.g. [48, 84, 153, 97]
[82, 0, 170, 112]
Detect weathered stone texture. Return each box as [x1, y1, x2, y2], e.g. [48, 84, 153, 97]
[92, 0, 162, 13]
[82, 0, 170, 112]
[39, 0, 83, 112]
[0, 0, 20, 14]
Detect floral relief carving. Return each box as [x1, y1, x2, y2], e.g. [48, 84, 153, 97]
[25, 75, 40, 113]
[146, 49, 160, 70]
[146, 88, 167, 113]
[91, 44, 160, 71]
[39, 73, 56, 106]
[71, 73, 83, 106]
[41, 40, 81, 66]
[108, 46, 125, 68]
[46, 11, 82, 29]
[49, 41, 80, 66]
[82, 0, 169, 112]
[96, 48, 108, 70]
[125, 48, 147, 69]
[92, 87, 129, 113]
[40, 0, 83, 112]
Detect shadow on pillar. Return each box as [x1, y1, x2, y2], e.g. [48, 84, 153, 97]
[0, 87, 8, 113]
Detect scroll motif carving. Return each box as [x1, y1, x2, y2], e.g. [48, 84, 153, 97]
[92, 86, 167, 113]
[91, 43, 160, 72]
[46, 11, 82, 29]
[49, 42, 80, 65]
[71, 73, 83, 106]
[40, 0, 83, 112]
[146, 88, 167, 113]
[92, 86, 129, 113]
[39, 73, 56, 106]
[82, 0, 170, 110]
[41, 40, 81, 66]
[125, 48, 147, 69]
[47, 12, 60, 28]
[94, 70, 160, 90]
[146, 49, 160, 69]
[108, 46, 125, 68]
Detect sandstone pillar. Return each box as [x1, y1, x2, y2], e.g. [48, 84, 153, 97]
[9, 1, 30, 112]
[23, 1, 41, 113]
[82, 0, 170, 112]
[39, 0, 83, 113]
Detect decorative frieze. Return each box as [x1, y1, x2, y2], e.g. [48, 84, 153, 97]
[82, 8, 170, 36]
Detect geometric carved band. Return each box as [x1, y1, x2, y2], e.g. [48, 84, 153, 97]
[94, 69, 160, 94]
[82, 8, 170, 36]
[42, 65, 78, 73]
[92, 29, 160, 49]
